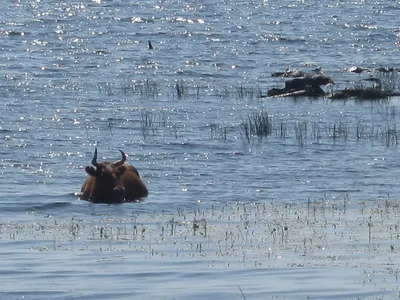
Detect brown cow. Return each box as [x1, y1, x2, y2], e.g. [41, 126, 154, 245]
[80, 148, 148, 203]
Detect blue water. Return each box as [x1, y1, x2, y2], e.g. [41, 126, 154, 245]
[1, 0, 400, 298]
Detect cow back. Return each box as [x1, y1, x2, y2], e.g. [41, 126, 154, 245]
[121, 165, 149, 200]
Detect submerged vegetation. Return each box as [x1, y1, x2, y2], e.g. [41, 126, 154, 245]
[1, 198, 399, 275]
[240, 111, 273, 142]
[139, 111, 178, 140]
[94, 70, 400, 147]
[97, 68, 400, 102]
[2, 198, 399, 298]
[103, 106, 400, 147]
[98, 79, 161, 98]
[97, 79, 204, 100]
[97, 78, 263, 101]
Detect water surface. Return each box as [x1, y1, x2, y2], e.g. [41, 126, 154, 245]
[1, 0, 400, 298]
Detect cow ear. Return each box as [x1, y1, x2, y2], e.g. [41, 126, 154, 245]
[117, 165, 127, 176]
[85, 166, 96, 176]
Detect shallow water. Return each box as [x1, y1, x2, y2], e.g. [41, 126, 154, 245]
[1, 200, 399, 299]
[1, 0, 400, 298]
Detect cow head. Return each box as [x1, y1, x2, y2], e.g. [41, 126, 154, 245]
[84, 148, 128, 203]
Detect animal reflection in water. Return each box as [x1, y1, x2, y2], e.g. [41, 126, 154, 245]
[80, 148, 148, 204]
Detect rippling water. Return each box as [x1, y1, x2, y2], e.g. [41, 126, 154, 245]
[1, 0, 400, 299]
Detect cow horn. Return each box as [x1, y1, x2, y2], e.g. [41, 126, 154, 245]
[91, 148, 99, 167]
[113, 150, 126, 166]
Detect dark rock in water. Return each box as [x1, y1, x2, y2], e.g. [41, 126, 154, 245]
[329, 76, 400, 100]
[271, 71, 286, 78]
[377, 67, 393, 73]
[376, 67, 398, 73]
[267, 88, 286, 96]
[266, 68, 399, 100]
[329, 88, 388, 100]
[267, 75, 334, 98]
[285, 75, 334, 92]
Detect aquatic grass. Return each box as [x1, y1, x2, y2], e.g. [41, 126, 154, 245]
[376, 69, 400, 92]
[205, 112, 400, 147]
[95, 79, 204, 101]
[107, 118, 114, 138]
[2, 196, 400, 293]
[277, 119, 288, 139]
[95, 79, 400, 148]
[294, 121, 307, 146]
[310, 121, 327, 142]
[235, 84, 263, 100]
[354, 121, 400, 146]
[97, 78, 267, 102]
[240, 111, 272, 143]
[122, 79, 160, 98]
[175, 80, 185, 100]
[379, 123, 399, 147]
[172, 81, 206, 100]
[97, 78, 261, 101]
[97, 82, 114, 96]
[329, 121, 348, 140]
[356, 121, 370, 141]
[139, 110, 178, 140]
[209, 123, 228, 141]
[97, 79, 161, 98]
[211, 84, 264, 101]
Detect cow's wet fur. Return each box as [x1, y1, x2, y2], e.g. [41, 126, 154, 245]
[80, 149, 148, 204]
